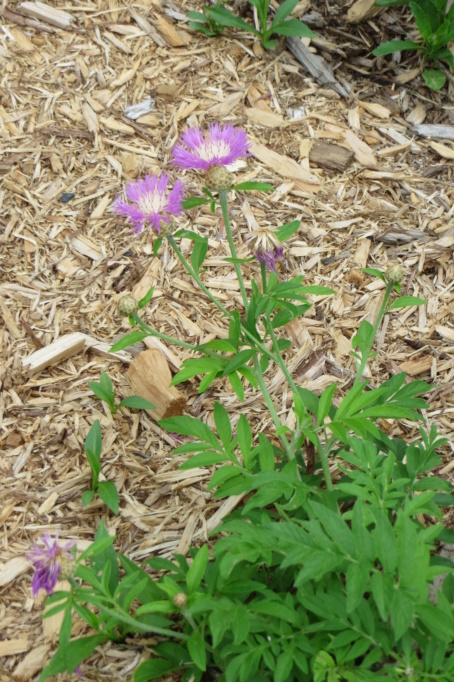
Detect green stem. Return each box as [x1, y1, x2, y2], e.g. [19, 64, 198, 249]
[354, 282, 393, 386]
[219, 190, 249, 312]
[167, 234, 230, 318]
[260, 262, 268, 294]
[254, 356, 294, 462]
[132, 313, 221, 360]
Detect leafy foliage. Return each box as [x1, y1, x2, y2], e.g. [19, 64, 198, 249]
[82, 421, 119, 515]
[187, 0, 315, 49]
[374, 0, 454, 89]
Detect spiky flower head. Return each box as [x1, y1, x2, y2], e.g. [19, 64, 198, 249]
[248, 228, 284, 273]
[385, 264, 404, 285]
[28, 531, 75, 596]
[172, 123, 250, 172]
[113, 173, 184, 234]
[173, 592, 188, 608]
[205, 165, 234, 191]
[117, 295, 139, 317]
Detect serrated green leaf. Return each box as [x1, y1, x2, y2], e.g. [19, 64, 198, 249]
[159, 415, 220, 448]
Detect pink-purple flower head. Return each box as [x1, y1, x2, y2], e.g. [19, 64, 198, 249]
[113, 173, 184, 235]
[172, 123, 250, 172]
[255, 246, 284, 273]
[28, 531, 75, 596]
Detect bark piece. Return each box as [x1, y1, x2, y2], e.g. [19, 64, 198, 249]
[309, 140, 354, 171]
[19, 1, 74, 29]
[347, 0, 381, 23]
[127, 349, 186, 421]
[13, 645, 50, 681]
[414, 124, 454, 140]
[22, 332, 86, 375]
[285, 36, 350, 98]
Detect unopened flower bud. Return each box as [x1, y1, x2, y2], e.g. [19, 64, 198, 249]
[173, 592, 187, 608]
[386, 264, 404, 285]
[117, 295, 139, 317]
[205, 165, 233, 191]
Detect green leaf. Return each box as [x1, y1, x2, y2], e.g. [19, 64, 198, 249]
[276, 219, 301, 242]
[363, 267, 386, 282]
[346, 562, 370, 613]
[97, 481, 119, 515]
[232, 181, 274, 191]
[81, 489, 95, 506]
[159, 415, 220, 449]
[110, 331, 149, 353]
[222, 348, 255, 377]
[172, 229, 208, 243]
[274, 649, 294, 682]
[206, 6, 258, 33]
[187, 545, 209, 594]
[272, 0, 300, 25]
[228, 371, 244, 401]
[317, 382, 337, 426]
[370, 571, 394, 621]
[213, 401, 232, 448]
[39, 635, 107, 681]
[191, 238, 209, 275]
[272, 19, 315, 37]
[118, 395, 156, 411]
[423, 68, 446, 90]
[387, 295, 426, 310]
[410, 0, 438, 41]
[89, 520, 119, 594]
[373, 40, 425, 56]
[391, 588, 415, 640]
[138, 286, 155, 309]
[187, 629, 207, 671]
[85, 419, 102, 459]
[134, 659, 180, 682]
[152, 237, 163, 257]
[181, 197, 211, 209]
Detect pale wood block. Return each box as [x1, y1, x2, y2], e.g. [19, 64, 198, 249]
[127, 349, 186, 421]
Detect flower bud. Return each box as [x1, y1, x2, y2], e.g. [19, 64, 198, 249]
[205, 165, 233, 191]
[117, 295, 139, 317]
[173, 592, 187, 608]
[59, 554, 75, 580]
[385, 264, 404, 285]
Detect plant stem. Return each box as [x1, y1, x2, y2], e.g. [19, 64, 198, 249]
[219, 190, 249, 312]
[260, 262, 268, 294]
[167, 235, 230, 318]
[254, 356, 294, 461]
[354, 282, 393, 385]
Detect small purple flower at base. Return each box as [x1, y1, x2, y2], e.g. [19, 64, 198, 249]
[255, 246, 284, 273]
[113, 173, 184, 235]
[172, 123, 250, 172]
[28, 531, 75, 597]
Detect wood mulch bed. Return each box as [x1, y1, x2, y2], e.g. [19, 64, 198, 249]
[1, 0, 454, 679]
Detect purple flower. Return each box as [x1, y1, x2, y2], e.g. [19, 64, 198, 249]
[28, 531, 75, 596]
[172, 123, 250, 171]
[247, 229, 284, 273]
[255, 246, 284, 273]
[113, 173, 184, 234]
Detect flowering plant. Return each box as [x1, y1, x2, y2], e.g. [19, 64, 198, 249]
[32, 122, 454, 682]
